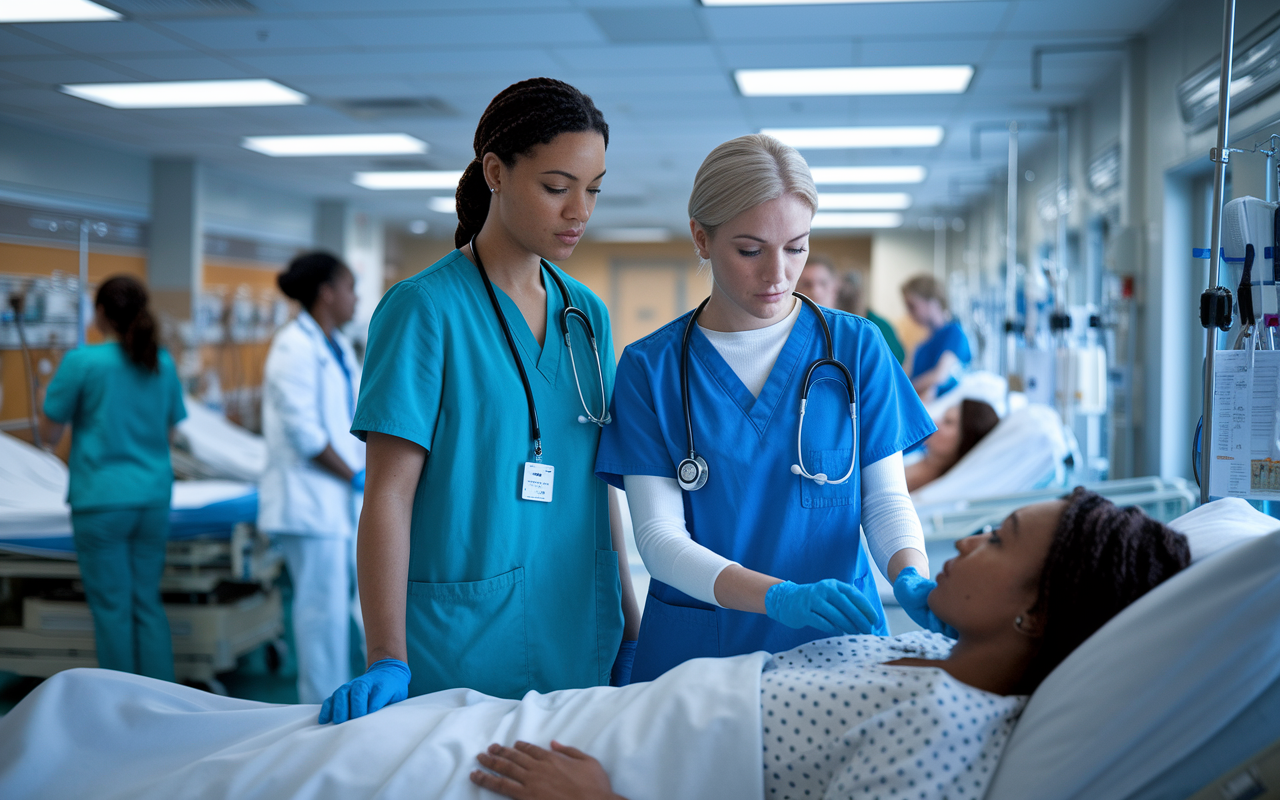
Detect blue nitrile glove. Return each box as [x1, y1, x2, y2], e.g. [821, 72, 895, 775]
[892, 567, 958, 639]
[350, 469, 366, 491]
[319, 658, 410, 724]
[610, 639, 638, 687]
[765, 579, 878, 635]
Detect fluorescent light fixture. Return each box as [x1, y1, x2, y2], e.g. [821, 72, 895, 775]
[591, 228, 671, 243]
[735, 66, 973, 96]
[703, 0, 946, 4]
[810, 166, 926, 185]
[818, 192, 912, 210]
[408, 220, 428, 235]
[61, 79, 306, 109]
[353, 171, 464, 190]
[0, 0, 120, 22]
[242, 134, 427, 157]
[762, 126, 943, 149]
[811, 212, 904, 229]
[427, 197, 457, 214]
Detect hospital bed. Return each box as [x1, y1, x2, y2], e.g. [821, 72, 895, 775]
[911, 402, 1078, 508]
[172, 394, 268, 482]
[0, 498, 1273, 800]
[0, 430, 284, 692]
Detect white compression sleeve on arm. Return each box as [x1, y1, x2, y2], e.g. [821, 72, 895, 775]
[623, 474, 737, 607]
[860, 452, 927, 579]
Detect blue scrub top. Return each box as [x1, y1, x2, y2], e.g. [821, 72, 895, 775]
[595, 305, 934, 681]
[352, 250, 622, 700]
[43, 343, 185, 511]
[910, 320, 972, 397]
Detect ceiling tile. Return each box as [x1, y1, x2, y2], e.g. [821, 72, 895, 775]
[0, 59, 138, 85]
[308, 12, 607, 49]
[236, 49, 563, 79]
[105, 55, 254, 81]
[11, 21, 192, 55]
[553, 43, 719, 73]
[150, 18, 351, 51]
[0, 28, 67, 58]
[717, 41, 855, 69]
[858, 37, 992, 66]
[701, 2, 1012, 40]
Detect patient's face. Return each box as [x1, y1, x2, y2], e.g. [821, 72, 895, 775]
[928, 499, 1067, 638]
[928, 406, 961, 460]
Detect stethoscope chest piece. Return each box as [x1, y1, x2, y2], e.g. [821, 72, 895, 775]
[677, 453, 709, 492]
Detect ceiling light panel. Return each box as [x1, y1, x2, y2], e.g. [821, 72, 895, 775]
[763, 126, 943, 149]
[818, 192, 913, 210]
[810, 166, 927, 185]
[703, 0, 950, 4]
[428, 197, 457, 213]
[811, 212, 904, 229]
[354, 171, 464, 190]
[735, 66, 974, 96]
[0, 0, 120, 23]
[243, 134, 427, 157]
[61, 79, 307, 108]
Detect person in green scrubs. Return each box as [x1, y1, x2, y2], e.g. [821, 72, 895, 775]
[319, 78, 640, 724]
[40, 275, 186, 680]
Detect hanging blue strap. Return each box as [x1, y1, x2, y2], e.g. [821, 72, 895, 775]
[1193, 246, 1275, 261]
[325, 334, 355, 419]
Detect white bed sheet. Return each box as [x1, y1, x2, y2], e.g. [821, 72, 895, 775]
[911, 404, 1068, 509]
[177, 396, 267, 482]
[985, 499, 1280, 800]
[923, 370, 1011, 422]
[0, 652, 767, 800]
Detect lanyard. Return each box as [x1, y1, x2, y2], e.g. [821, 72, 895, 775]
[471, 239, 549, 461]
[323, 333, 354, 419]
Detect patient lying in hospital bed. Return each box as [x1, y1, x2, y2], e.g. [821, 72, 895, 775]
[904, 398, 1000, 492]
[0, 488, 1207, 800]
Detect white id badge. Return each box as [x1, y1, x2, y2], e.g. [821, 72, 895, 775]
[521, 462, 555, 503]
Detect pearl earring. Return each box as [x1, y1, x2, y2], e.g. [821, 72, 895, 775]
[1014, 615, 1024, 630]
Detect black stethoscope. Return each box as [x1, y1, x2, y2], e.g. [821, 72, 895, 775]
[470, 237, 611, 460]
[676, 292, 858, 492]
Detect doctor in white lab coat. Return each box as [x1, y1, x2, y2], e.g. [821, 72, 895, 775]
[261, 251, 366, 704]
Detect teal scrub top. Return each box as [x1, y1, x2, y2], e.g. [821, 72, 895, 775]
[42, 343, 186, 511]
[352, 249, 622, 700]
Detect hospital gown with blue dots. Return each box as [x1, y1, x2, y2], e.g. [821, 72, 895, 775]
[760, 630, 1025, 800]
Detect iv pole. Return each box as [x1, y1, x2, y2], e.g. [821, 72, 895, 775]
[1004, 122, 1019, 382]
[1199, 0, 1237, 504]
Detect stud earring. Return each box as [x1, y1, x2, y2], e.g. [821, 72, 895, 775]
[1014, 615, 1024, 630]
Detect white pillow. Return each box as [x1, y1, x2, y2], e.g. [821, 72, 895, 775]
[985, 502, 1280, 800]
[1168, 497, 1278, 561]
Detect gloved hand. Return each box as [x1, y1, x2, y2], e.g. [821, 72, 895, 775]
[610, 639, 637, 687]
[319, 658, 410, 724]
[892, 567, 958, 639]
[350, 469, 366, 491]
[765, 579, 878, 636]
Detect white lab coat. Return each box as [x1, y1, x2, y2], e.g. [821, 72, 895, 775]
[259, 311, 365, 539]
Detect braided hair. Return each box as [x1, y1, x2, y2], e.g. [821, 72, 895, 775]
[1022, 487, 1191, 691]
[95, 275, 159, 372]
[454, 78, 609, 249]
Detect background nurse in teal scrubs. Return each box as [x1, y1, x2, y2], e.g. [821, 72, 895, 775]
[320, 79, 640, 723]
[40, 275, 186, 680]
[595, 135, 937, 683]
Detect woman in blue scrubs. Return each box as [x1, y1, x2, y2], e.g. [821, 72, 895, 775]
[40, 275, 186, 680]
[595, 135, 939, 683]
[902, 274, 972, 401]
[320, 78, 639, 723]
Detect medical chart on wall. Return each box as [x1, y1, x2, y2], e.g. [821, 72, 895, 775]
[1210, 350, 1280, 500]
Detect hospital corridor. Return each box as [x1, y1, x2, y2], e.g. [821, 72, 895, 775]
[0, 0, 1278, 798]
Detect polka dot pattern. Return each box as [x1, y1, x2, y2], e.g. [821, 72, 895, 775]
[760, 631, 1025, 800]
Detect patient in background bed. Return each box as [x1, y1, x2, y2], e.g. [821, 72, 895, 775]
[0, 490, 1189, 800]
[471, 488, 1190, 800]
[905, 399, 1000, 492]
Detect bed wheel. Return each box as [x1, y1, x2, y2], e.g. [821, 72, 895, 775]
[264, 639, 288, 674]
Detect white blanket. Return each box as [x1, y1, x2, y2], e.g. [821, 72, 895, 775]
[0, 652, 768, 800]
[177, 396, 268, 482]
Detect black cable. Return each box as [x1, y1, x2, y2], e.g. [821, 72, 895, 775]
[1192, 416, 1203, 488]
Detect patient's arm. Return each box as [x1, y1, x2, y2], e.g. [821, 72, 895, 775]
[471, 741, 627, 800]
[911, 350, 960, 400]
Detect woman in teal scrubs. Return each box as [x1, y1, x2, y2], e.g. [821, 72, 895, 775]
[320, 78, 639, 723]
[40, 275, 186, 680]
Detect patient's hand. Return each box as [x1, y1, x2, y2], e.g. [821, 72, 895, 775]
[471, 740, 625, 800]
